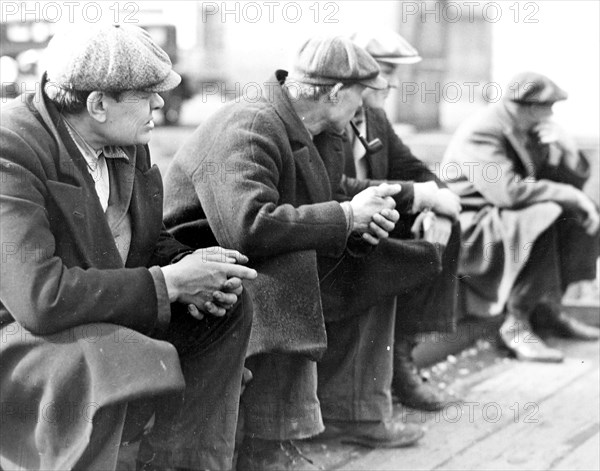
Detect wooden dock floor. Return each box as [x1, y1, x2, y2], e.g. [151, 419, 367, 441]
[296, 336, 600, 471]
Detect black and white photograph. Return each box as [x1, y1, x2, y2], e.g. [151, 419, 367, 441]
[1, 1, 598, 470]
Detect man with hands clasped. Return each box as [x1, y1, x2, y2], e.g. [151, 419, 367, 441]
[164, 36, 424, 470]
[0, 25, 256, 471]
[329, 29, 463, 412]
[443, 71, 599, 363]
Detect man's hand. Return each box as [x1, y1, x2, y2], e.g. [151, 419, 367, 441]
[161, 250, 257, 319]
[411, 211, 452, 252]
[432, 188, 461, 220]
[192, 246, 250, 265]
[363, 208, 400, 245]
[534, 121, 578, 156]
[350, 183, 401, 236]
[575, 192, 600, 236]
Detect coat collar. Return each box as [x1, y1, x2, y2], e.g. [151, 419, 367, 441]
[494, 101, 538, 178]
[264, 70, 316, 146]
[262, 70, 334, 203]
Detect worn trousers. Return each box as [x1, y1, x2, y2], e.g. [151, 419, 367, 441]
[508, 215, 599, 318]
[394, 218, 461, 335]
[241, 297, 396, 439]
[136, 299, 252, 470]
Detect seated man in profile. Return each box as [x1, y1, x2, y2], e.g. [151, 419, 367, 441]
[329, 29, 463, 411]
[164, 36, 425, 471]
[0, 24, 256, 471]
[442, 72, 599, 362]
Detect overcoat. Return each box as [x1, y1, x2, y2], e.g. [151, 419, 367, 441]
[164, 71, 441, 359]
[442, 101, 593, 316]
[0, 83, 186, 469]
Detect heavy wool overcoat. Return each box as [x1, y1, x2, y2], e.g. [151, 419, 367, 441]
[164, 71, 441, 359]
[0, 83, 186, 470]
[442, 101, 594, 316]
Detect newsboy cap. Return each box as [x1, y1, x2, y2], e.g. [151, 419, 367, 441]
[292, 36, 387, 90]
[44, 24, 181, 93]
[507, 71, 567, 105]
[351, 29, 422, 65]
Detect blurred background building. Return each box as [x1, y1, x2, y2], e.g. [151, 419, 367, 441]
[1, 0, 598, 302]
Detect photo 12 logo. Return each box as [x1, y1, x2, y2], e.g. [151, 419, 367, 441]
[1, 2, 140, 24]
[200, 1, 340, 24]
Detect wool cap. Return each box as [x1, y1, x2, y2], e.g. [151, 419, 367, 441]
[351, 29, 422, 65]
[507, 71, 568, 105]
[44, 24, 181, 93]
[292, 35, 387, 90]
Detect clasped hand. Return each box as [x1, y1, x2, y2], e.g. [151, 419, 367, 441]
[161, 247, 257, 320]
[350, 183, 402, 245]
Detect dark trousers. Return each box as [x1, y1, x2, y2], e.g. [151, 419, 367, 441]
[394, 218, 461, 336]
[241, 298, 397, 439]
[137, 298, 252, 470]
[508, 216, 599, 317]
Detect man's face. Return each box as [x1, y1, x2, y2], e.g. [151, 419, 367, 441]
[363, 62, 398, 109]
[101, 91, 164, 146]
[324, 84, 365, 133]
[515, 103, 554, 131]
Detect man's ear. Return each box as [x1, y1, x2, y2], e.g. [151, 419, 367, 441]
[86, 91, 108, 123]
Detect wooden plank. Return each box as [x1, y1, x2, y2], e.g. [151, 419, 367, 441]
[549, 432, 600, 470]
[341, 341, 597, 471]
[435, 364, 599, 470]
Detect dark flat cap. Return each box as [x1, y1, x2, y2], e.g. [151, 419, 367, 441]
[45, 24, 181, 93]
[293, 35, 387, 90]
[507, 71, 568, 105]
[351, 30, 422, 65]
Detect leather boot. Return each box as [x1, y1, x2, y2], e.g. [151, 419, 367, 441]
[321, 418, 424, 448]
[236, 436, 320, 471]
[499, 312, 564, 362]
[392, 335, 455, 411]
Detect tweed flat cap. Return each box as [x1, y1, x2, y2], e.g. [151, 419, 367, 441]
[292, 36, 387, 90]
[351, 30, 422, 65]
[507, 71, 567, 105]
[44, 24, 181, 93]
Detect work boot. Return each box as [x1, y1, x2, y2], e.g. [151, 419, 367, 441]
[392, 335, 455, 411]
[499, 313, 564, 362]
[531, 305, 600, 340]
[321, 418, 424, 448]
[236, 436, 320, 471]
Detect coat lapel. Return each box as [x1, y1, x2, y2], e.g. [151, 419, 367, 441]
[127, 155, 163, 268]
[265, 71, 332, 203]
[33, 78, 126, 269]
[496, 104, 537, 179]
[364, 107, 388, 179]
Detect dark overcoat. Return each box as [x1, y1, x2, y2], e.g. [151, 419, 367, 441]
[164, 71, 441, 358]
[442, 101, 593, 316]
[0, 85, 186, 469]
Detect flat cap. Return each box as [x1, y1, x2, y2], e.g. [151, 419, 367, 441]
[292, 35, 387, 90]
[44, 24, 181, 93]
[507, 71, 567, 105]
[351, 29, 422, 65]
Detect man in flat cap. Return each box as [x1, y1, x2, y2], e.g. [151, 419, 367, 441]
[163, 35, 425, 470]
[0, 24, 257, 471]
[442, 71, 600, 362]
[332, 29, 462, 411]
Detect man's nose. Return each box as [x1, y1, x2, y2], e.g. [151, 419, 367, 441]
[151, 93, 165, 110]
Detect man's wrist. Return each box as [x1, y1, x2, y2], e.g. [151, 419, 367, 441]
[340, 201, 355, 236]
[160, 265, 179, 303]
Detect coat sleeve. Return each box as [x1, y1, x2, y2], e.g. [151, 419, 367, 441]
[0, 129, 163, 336]
[190, 109, 349, 260]
[454, 127, 585, 210]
